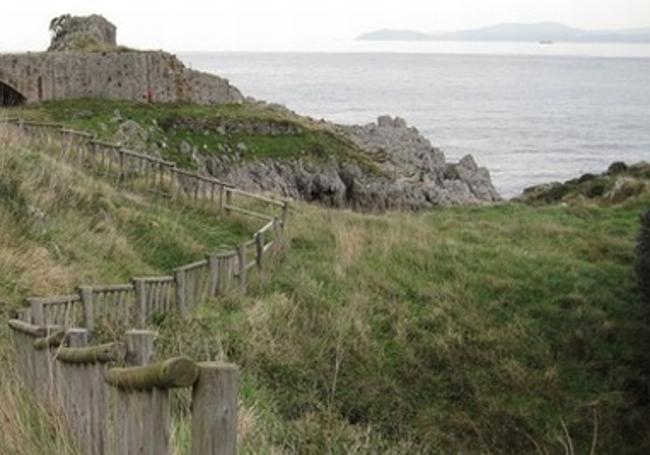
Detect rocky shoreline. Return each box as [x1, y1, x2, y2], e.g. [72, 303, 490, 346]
[202, 114, 501, 211]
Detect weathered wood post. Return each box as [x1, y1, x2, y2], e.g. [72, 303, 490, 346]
[116, 330, 156, 455]
[237, 243, 246, 290]
[108, 332, 194, 455]
[191, 362, 239, 455]
[56, 341, 125, 455]
[66, 328, 90, 452]
[78, 286, 95, 333]
[225, 188, 232, 215]
[118, 149, 125, 181]
[174, 269, 187, 316]
[133, 278, 148, 328]
[207, 253, 220, 297]
[218, 184, 225, 214]
[255, 231, 264, 270]
[281, 201, 289, 230]
[7, 318, 40, 392]
[126, 329, 155, 366]
[17, 308, 32, 323]
[28, 298, 46, 398]
[33, 326, 65, 406]
[272, 217, 282, 254]
[29, 298, 44, 326]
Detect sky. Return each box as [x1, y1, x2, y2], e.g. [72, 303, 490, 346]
[2, 0, 649, 52]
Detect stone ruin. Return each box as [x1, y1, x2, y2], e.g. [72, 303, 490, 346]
[49, 14, 117, 52]
[0, 15, 243, 107]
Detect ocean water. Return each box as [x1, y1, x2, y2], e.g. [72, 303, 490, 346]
[180, 43, 650, 197]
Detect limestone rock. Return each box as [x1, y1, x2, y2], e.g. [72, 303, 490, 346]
[48, 14, 117, 52]
[200, 115, 500, 211]
[114, 120, 147, 149]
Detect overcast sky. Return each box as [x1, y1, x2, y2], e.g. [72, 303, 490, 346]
[2, 0, 649, 51]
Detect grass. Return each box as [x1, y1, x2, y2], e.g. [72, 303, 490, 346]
[157, 197, 650, 453]
[0, 122, 649, 453]
[0, 125, 258, 454]
[3, 99, 379, 173]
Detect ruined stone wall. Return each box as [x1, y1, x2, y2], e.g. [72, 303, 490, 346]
[0, 51, 243, 105]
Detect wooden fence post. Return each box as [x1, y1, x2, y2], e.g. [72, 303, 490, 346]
[225, 189, 232, 215]
[125, 329, 155, 366]
[117, 330, 170, 454]
[237, 243, 246, 290]
[118, 149, 125, 181]
[17, 308, 32, 323]
[255, 232, 264, 270]
[66, 329, 90, 452]
[191, 362, 239, 455]
[133, 278, 148, 328]
[79, 286, 95, 333]
[207, 254, 220, 297]
[175, 269, 187, 316]
[29, 298, 44, 326]
[281, 201, 289, 230]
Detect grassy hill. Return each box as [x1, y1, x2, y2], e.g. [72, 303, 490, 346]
[0, 125, 258, 453]
[7, 99, 377, 172]
[0, 119, 649, 453]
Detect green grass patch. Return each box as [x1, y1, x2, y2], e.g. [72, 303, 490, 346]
[3, 99, 379, 172]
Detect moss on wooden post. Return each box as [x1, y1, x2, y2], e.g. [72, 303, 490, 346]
[56, 342, 126, 364]
[7, 319, 47, 337]
[33, 328, 66, 350]
[105, 356, 199, 390]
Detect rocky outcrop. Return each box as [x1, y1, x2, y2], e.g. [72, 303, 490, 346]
[48, 14, 117, 52]
[203, 116, 501, 211]
[517, 161, 649, 204]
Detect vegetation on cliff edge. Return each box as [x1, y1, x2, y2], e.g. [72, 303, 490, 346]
[0, 125, 649, 453]
[6, 98, 378, 173]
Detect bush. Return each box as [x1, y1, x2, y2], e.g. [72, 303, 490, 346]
[607, 161, 629, 175]
[638, 210, 650, 311]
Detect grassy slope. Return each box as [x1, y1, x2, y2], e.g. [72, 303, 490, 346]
[0, 119, 648, 453]
[159, 195, 650, 453]
[0, 126, 256, 453]
[5, 99, 377, 172]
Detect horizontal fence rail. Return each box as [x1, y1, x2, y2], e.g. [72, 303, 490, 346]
[7, 324, 238, 454]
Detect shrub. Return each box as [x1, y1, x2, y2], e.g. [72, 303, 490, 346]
[638, 210, 650, 311]
[607, 161, 629, 175]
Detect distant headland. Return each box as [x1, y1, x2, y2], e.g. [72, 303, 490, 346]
[357, 22, 650, 43]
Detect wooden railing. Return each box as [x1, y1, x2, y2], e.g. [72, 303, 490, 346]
[1, 118, 290, 331]
[8, 318, 237, 454]
[0, 117, 292, 454]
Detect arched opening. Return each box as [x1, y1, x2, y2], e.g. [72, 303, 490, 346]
[0, 81, 26, 107]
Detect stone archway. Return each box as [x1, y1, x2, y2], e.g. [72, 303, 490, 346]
[0, 81, 26, 107]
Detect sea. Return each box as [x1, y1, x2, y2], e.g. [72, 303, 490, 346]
[180, 41, 650, 197]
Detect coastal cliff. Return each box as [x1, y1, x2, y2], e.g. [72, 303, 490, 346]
[0, 13, 500, 210]
[204, 114, 500, 210]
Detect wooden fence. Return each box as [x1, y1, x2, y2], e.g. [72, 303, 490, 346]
[8, 318, 237, 454]
[0, 118, 290, 331]
[0, 118, 291, 453]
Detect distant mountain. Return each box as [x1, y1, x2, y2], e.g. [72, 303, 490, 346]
[357, 22, 650, 43]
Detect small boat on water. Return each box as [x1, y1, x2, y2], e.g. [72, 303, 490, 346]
[539, 40, 554, 45]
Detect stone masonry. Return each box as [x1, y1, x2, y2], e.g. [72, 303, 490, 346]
[0, 51, 243, 106]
